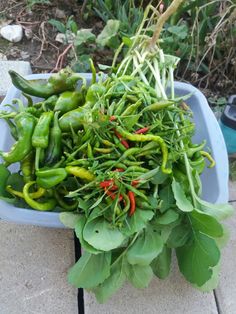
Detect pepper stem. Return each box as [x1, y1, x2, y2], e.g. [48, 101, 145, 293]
[35, 148, 41, 171]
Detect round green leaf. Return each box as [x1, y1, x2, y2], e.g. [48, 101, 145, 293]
[83, 217, 126, 251]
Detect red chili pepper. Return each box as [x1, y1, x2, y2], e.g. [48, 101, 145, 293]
[128, 191, 136, 216]
[99, 180, 114, 188]
[135, 127, 149, 134]
[131, 180, 140, 186]
[114, 130, 130, 149]
[105, 190, 123, 202]
[109, 116, 117, 121]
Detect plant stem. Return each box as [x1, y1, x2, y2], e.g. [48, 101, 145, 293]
[148, 0, 185, 49]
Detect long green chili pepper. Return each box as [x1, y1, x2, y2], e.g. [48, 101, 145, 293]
[54, 189, 78, 211]
[6, 184, 45, 199]
[142, 100, 175, 112]
[94, 147, 114, 154]
[115, 126, 171, 174]
[9, 68, 84, 98]
[87, 143, 94, 159]
[89, 58, 97, 85]
[21, 151, 35, 183]
[32, 111, 53, 170]
[23, 181, 56, 211]
[121, 100, 142, 116]
[200, 150, 216, 168]
[45, 111, 62, 165]
[1, 112, 36, 165]
[65, 166, 95, 181]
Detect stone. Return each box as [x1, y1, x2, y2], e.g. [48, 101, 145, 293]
[0, 61, 31, 96]
[0, 25, 23, 43]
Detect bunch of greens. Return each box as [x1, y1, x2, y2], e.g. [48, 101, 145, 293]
[0, 1, 233, 303]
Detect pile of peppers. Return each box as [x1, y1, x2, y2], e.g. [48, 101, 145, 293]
[0, 65, 214, 220]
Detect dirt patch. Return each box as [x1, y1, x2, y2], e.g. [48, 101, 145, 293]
[0, 0, 101, 72]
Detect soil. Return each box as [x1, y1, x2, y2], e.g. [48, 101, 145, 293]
[0, 0, 100, 72]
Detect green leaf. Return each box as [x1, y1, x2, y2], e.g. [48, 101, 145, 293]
[156, 209, 179, 225]
[127, 227, 163, 265]
[96, 19, 120, 48]
[75, 216, 102, 254]
[74, 29, 96, 47]
[167, 224, 191, 248]
[93, 257, 126, 303]
[68, 251, 111, 288]
[172, 179, 193, 212]
[167, 24, 188, 40]
[195, 261, 220, 292]
[48, 19, 66, 34]
[151, 245, 172, 279]
[196, 196, 234, 220]
[122, 209, 154, 236]
[190, 210, 223, 238]
[59, 212, 81, 229]
[125, 263, 153, 289]
[122, 36, 132, 47]
[83, 217, 125, 251]
[176, 232, 220, 286]
[159, 184, 175, 212]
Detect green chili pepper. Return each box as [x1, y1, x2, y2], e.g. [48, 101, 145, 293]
[115, 126, 171, 174]
[42, 95, 58, 111]
[21, 151, 35, 183]
[23, 181, 56, 211]
[32, 111, 53, 170]
[54, 91, 84, 113]
[187, 140, 206, 158]
[200, 150, 215, 168]
[94, 147, 114, 154]
[87, 143, 94, 159]
[4, 118, 18, 140]
[86, 83, 106, 103]
[65, 166, 95, 181]
[142, 100, 174, 112]
[36, 168, 68, 189]
[22, 93, 33, 107]
[45, 111, 62, 165]
[121, 100, 142, 116]
[6, 184, 45, 199]
[59, 107, 91, 132]
[9, 68, 84, 98]
[54, 189, 78, 211]
[189, 152, 205, 174]
[1, 112, 36, 165]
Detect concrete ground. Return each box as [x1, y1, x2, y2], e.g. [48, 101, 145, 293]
[0, 61, 235, 314]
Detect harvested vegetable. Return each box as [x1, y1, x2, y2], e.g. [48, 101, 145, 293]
[0, 1, 234, 304]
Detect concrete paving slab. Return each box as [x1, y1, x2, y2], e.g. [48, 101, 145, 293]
[215, 202, 236, 314]
[0, 221, 78, 314]
[0, 61, 32, 96]
[84, 260, 218, 314]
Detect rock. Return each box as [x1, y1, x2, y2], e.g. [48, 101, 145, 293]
[0, 25, 23, 43]
[20, 51, 30, 60]
[24, 28, 33, 40]
[0, 53, 7, 61]
[55, 31, 75, 44]
[55, 8, 66, 19]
